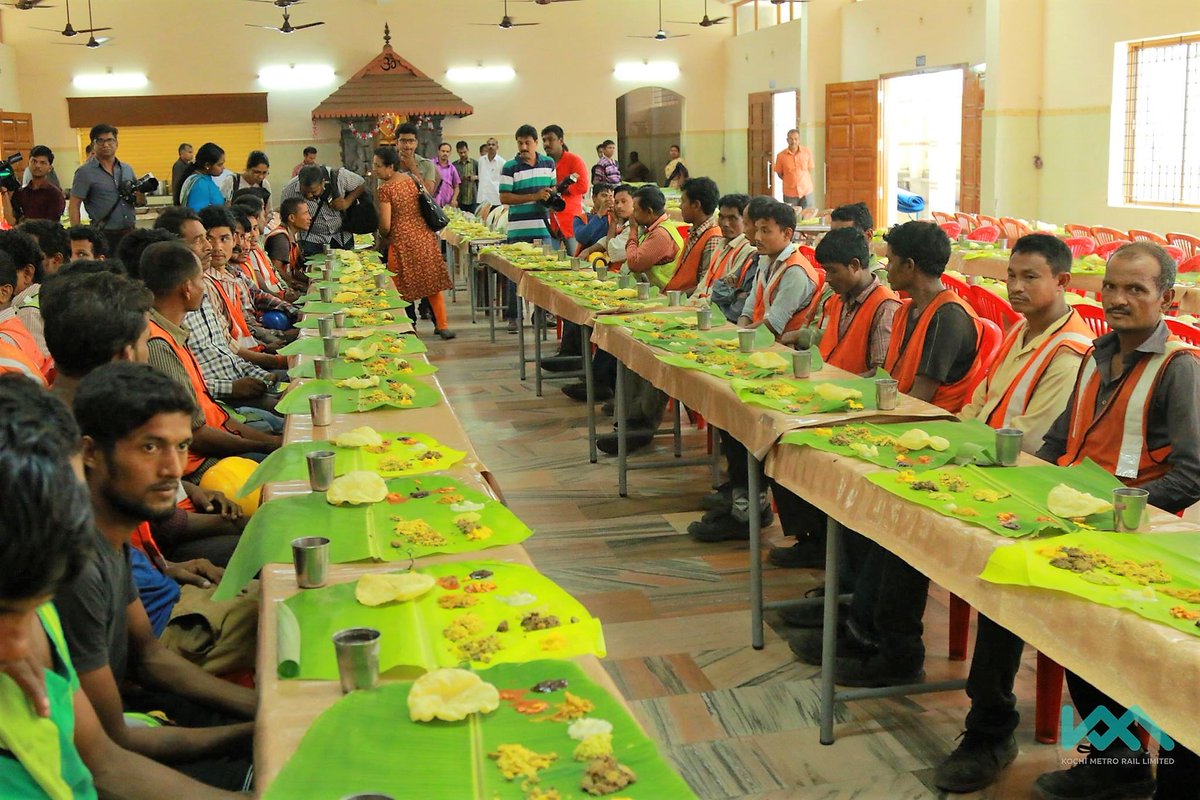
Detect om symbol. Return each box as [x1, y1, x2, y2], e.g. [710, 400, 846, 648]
[381, 54, 399, 71]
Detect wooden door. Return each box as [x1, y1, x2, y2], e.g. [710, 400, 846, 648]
[825, 80, 879, 224]
[960, 70, 984, 214]
[747, 91, 773, 197]
[0, 111, 33, 158]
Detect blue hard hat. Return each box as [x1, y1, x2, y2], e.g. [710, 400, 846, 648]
[261, 311, 290, 331]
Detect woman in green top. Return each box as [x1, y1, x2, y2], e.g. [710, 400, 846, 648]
[0, 374, 241, 799]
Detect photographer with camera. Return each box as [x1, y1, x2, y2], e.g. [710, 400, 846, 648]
[1, 146, 65, 226]
[69, 124, 149, 254]
[540, 125, 589, 256]
[278, 163, 367, 257]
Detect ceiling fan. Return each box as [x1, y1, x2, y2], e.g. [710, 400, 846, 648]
[0, 0, 56, 10]
[247, 8, 324, 33]
[629, 0, 688, 40]
[471, 0, 538, 29]
[248, 0, 302, 6]
[63, 32, 110, 47]
[34, 0, 108, 37]
[668, 0, 728, 28]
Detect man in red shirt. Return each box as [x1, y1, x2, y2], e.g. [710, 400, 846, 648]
[1, 145, 66, 226]
[541, 125, 590, 254]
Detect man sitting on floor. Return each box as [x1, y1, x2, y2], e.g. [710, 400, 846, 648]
[0, 374, 243, 799]
[57, 363, 257, 791]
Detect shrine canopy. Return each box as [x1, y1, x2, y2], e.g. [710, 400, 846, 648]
[312, 37, 473, 121]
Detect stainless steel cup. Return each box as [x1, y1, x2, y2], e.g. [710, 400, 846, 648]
[319, 285, 333, 303]
[618, 274, 634, 290]
[594, 264, 607, 279]
[324, 244, 333, 255]
[306, 449, 336, 490]
[322, 337, 339, 359]
[737, 328, 756, 353]
[292, 536, 330, 588]
[792, 349, 813, 379]
[374, 272, 390, 290]
[636, 283, 650, 301]
[958, 234, 967, 245]
[1113, 487, 1150, 532]
[696, 307, 712, 331]
[994, 428, 1024, 466]
[875, 379, 899, 411]
[332, 627, 381, 693]
[999, 238, 1009, 250]
[317, 316, 334, 338]
[309, 394, 333, 427]
[333, 310, 347, 329]
[314, 357, 333, 381]
[667, 290, 684, 306]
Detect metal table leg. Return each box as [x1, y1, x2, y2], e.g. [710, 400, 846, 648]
[468, 256, 478, 324]
[748, 449, 765, 650]
[710, 430, 722, 487]
[517, 295, 527, 381]
[584, 324, 597, 463]
[488, 269, 498, 344]
[673, 399, 683, 458]
[616, 360, 627, 497]
[534, 306, 544, 397]
[819, 517, 842, 744]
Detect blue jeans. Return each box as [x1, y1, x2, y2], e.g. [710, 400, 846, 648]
[238, 407, 284, 435]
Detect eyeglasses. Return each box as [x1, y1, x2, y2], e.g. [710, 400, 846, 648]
[94, 137, 117, 145]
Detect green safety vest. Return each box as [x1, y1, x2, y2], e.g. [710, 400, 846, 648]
[641, 217, 686, 290]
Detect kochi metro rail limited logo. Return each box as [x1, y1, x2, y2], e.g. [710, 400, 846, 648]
[1061, 705, 1175, 751]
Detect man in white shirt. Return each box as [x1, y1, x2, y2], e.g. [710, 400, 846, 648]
[477, 137, 505, 210]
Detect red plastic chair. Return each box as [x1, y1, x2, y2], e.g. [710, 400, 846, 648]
[1165, 245, 1186, 265]
[999, 217, 1032, 241]
[1128, 228, 1167, 245]
[675, 224, 691, 240]
[1167, 232, 1200, 260]
[1090, 226, 1131, 245]
[976, 317, 1004, 368]
[969, 284, 1021, 330]
[1064, 237, 1096, 259]
[1064, 224, 1093, 240]
[1095, 240, 1126, 260]
[977, 214, 1003, 230]
[1165, 318, 1200, 345]
[939, 221, 962, 240]
[799, 244, 819, 268]
[954, 212, 978, 233]
[966, 225, 1000, 243]
[931, 211, 955, 224]
[1179, 255, 1200, 273]
[1075, 303, 1111, 337]
[940, 272, 972, 300]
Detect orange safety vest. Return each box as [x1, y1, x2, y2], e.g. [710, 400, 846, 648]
[148, 319, 231, 475]
[0, 316, 51, 379]
[265, 226, 301, 281]
[980, 310, 1093, 430]
[665, 222, 723, 294]
[205, 273, 257, 350]
[247, 245, 285, 293]
[1057, 336, 1198, 484]
[0, 339, 46, 384]
[884, 290, 984, 414]
[750, 249, 822, 336]
[818, 282, 900, 374]
[696, 238, 757, 300]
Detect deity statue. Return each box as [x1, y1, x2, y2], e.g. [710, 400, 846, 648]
[376, 113, 403, 146]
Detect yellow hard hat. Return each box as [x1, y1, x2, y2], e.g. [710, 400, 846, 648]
[198, 456, 262, 517]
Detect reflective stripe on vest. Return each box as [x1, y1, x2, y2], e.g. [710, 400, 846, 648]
[0, 355, 44, 383]
[697, 239, 755, 298]
[984, 315, 1093, 429]
[666, 223, 722, 294]
[206, 275, 257, 350]
[751, 250, 821, 334]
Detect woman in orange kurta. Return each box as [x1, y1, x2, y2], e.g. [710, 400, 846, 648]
[373, 146, 455, 340]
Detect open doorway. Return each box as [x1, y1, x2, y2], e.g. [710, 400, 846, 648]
[616, 87, 684, 186]
[747, 89, 800, 197]
[880, 68, 963, 226]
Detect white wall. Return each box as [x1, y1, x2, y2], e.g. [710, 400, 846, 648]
[0, 43, 20, 111]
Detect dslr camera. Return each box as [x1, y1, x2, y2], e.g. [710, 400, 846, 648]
[538, 172, 579, 213]
[118, 173, 159, 204]
[0, 153, 24, 193]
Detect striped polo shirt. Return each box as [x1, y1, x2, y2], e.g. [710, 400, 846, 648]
[500, 154, 555, 242]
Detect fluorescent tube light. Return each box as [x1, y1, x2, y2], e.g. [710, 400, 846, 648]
[614, 61, 679, 82]
[72, 72, 147, 91]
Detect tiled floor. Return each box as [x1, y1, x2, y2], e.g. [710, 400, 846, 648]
[423, 299, 1078, 799]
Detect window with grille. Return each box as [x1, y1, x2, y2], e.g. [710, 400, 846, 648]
[1121, 34, 1200, 208]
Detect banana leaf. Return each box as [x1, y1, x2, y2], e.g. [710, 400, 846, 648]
[278, 562, 605, 679]
[781, 418, 998, 472]
[731, 372, 887, 416]
[300, 297, 410, 314]
[865, 459, 1124, 538]
[238, 433, 466, 496]
[288, 354, 437, 380]
[262, 660, 698, 800]
[596, 310, 723, 333]
[630, 324, 776, 355]
[214, 474, 532, 600]
[981, 531, 1200, 637]
[278, 332, 426, 357]
[295, 311, 402, 330]
[274, 378, 441, 414]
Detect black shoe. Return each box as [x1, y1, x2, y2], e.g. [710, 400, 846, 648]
[934, 732, 1019, 793]
[601, 399, 614, 417]
[561, 381, 613, 402]
[597, 423, 655, 455]
[700, 483, 733, 511]
[835, 653, 924, 688]
[768, 538, 826, 569]
[542, 356, 582, 373]
[778, 587, 849, 628]
[434, 328, 456, 340]
[688, 511, 749, 542]
[788, 625, 876, 665]
[507, 319, 518, 334]
[1034, 744, 1154, 800]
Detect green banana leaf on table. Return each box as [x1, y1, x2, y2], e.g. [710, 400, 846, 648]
[981, 531, 1200, 637]
[278, 331, 426, 357]
[731, 374, 880, 415]
[630, 324, 776, 355]
[299, 297, 410, 314]
[262, 659, 698, 800]
[596, 309, 722, 333]
[274, 378, 441, 414]
[654, 346, 821, 382]
[238, 432, 466, 495]
[294, 312, 401, 330]
[277, 561, 605, 679]
[781, 418, 997, 472]
[214, 474, 532, 600]
[866, 458, 1124, 538]
[287, 354, 437, 379]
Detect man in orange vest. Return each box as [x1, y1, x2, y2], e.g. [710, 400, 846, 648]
[1029, 242, 1200, 800]
[138, 240, 280, 483]
[0, 245, 51, 379]
[670, 177, 724, 294]
[690, 193, 757, 313]
[933, 234, 1096, 793]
